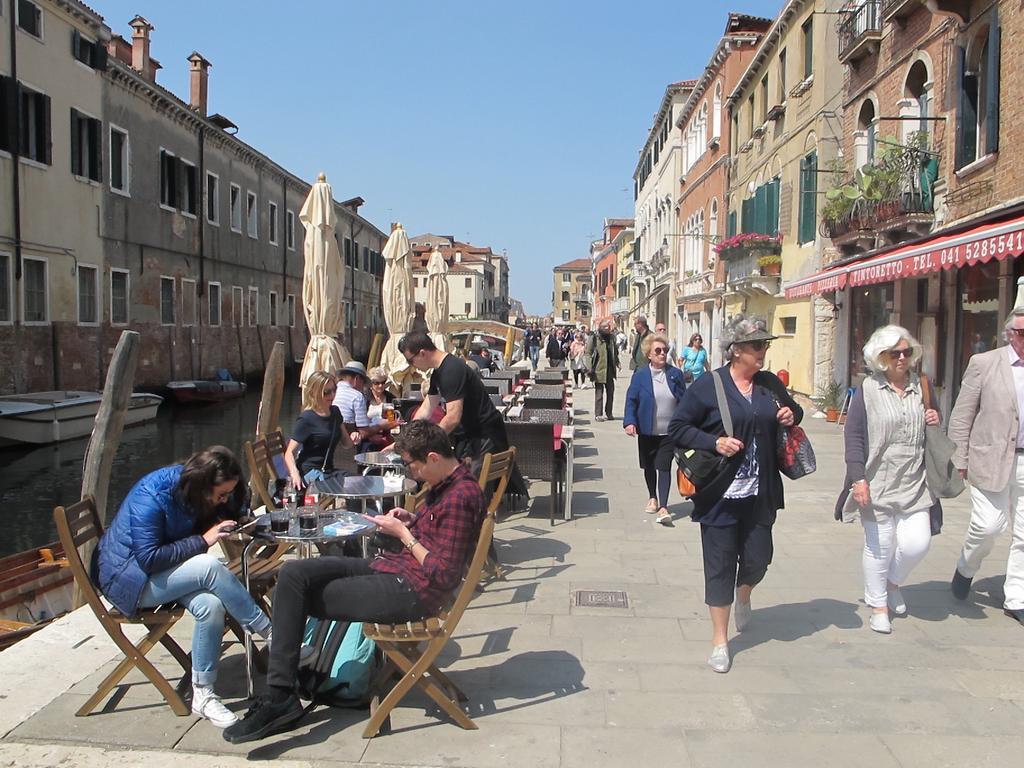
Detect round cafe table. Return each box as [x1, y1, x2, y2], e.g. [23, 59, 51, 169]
[316, 474, 418, 516]
[354, 450, 405, 476]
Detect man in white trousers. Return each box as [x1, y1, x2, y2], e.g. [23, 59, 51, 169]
[948, 307, 1024, 625]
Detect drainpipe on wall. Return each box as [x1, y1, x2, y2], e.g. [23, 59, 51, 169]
[8, 8, 24, 391]
[196, 124, 205, 378]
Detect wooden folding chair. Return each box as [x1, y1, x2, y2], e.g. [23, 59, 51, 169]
[53, 497, 192, 717]
[361, 484, 498, 737]
[478, 448, 516, 583]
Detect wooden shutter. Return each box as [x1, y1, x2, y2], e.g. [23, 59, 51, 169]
[954, 46, 972, 170]
[778, 181, 792, 237]
[801, 153, 817, 244]
[754, 184, 767, 234]
[986, 12, 1000, 155]
[0, 76, 14, 154]
[766, 178, 780, 237]
[728, 211, 737, 237]
[40, 93, 52, 165]
[741, 197, 754, 233]
[94, 42, 108, 71]
[87, 117, 100, 181]
[70, 109, 81, 176]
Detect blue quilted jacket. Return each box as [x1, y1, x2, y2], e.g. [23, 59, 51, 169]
[93, 465, 207, 616]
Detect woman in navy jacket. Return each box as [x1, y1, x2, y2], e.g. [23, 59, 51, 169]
[668, 316, 802, 674]
[624, 331, 687, 525]
[94, 446, 271, 728]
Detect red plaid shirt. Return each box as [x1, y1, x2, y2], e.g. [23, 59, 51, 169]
[370, 464, 484, 611]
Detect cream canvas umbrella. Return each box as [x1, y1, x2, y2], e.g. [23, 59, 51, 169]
[425, 248, 450, 351]
[380, 223, 416, 385]
[299, 173, 350, 388]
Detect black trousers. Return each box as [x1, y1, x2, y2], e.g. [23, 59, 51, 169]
[266, 556, 428, 691]
[699, 518, 774, 607]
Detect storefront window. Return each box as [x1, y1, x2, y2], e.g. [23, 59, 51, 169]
[958, 261, 1001, 381]
[850, 283, 894, 381]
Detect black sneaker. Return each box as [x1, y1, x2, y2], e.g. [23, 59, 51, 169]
[951, 568, 972, 601]
[223, 693, 304, 744]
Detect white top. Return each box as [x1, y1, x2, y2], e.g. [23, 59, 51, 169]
[1007, 345, 1024, 449]
[650, 367, 676, 435]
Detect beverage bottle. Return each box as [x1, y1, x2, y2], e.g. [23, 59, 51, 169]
[283, 479, 297, 511]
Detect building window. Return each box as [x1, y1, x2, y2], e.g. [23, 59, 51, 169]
[70, 108, 101, 181]
[232, 285, 243, 326]
[464, 302, 471, 315]
[904, 60, 931, 142]
[72, 29, 106, 69]
[248, 286, 259, 326]
[712, 82, 722, 139]
[246, 192, 258, 238]
[23, 257, 47, 323]
[205, 171, 219, 224]
[286, 210, 295, 250]
[207, 281, 220, 326]
[561, 272, 570, 284]
[160, 276, 175, 325]
[181, 279, 196, 326]
[18, 84, 51, 164]
[740, 178, 779, 236]
[856, 99, 876, 168]
[159, 149, 176, 209]
[561, 290, 570, 302]
[464, 277, 472, 288]
[269, 291, 278, 327]
[798, 151, 818, 244]
[760, 75, 769, 123]
[287, 293, 295, 327]
[77, 264, 98, 324]
[562, 309, 570, 321]
[747, 93, 755, 137]
[268, 201, 278, 245]
[780, 316, 797, 335]
[180, 160, 197, 216]
[0, 253, 12, 323]
[109, 125, 129, 194]
[956, 16, 1001, 169]
[229, 184, 242, 232]
[110, 268, 129, 325]
[17, 0, 42, 39]
[802, 17, 813, 80]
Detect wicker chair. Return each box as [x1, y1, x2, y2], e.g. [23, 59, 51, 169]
[504, 421, 567, 525]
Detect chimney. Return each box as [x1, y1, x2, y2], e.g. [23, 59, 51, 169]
[188, 52, 211, 116]
[129, 15, 154, 77]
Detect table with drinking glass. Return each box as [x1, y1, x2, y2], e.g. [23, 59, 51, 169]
[316, 474, 418, 516]
[354, 450, 406, 476]
[241, 505, 379, 696]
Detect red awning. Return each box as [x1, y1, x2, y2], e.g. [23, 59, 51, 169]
[784, 214, 1024, 299]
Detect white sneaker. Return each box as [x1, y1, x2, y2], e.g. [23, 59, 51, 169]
[192, 685, 238, 728]
[734, 600, 752, 632]
[707, 643, 731, 673]
[868, 612, 892, 634]
[887, 586, 907, 616]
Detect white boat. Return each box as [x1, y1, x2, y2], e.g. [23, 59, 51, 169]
[0, 391, 163, 447]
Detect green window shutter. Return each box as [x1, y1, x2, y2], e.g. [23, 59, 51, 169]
[754, 184, 768, 234]
[766, 178, 779, 237]
[799, 152, 818, 243]
[986, 10, 1001, 155]
[727, 211, 737, 237]
[741, 197, 754, 233]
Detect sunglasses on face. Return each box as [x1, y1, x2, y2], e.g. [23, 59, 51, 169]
[371, 381, 386, 385]
[887, 348, 913, 359]
[651, 347, 668, 354]
[744, 340, 771, 351]
[1010, 329, 1024, 337]
[323, 387, 336, 395]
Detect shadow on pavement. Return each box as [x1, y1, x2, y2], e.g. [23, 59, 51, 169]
[903, 576, 1003, 621]
[729, 598, 863, 657]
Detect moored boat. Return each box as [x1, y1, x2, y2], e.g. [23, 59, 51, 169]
[166, 378, 247, 404]
[0, 541, 73, 650]
[0, 391, 163, 447]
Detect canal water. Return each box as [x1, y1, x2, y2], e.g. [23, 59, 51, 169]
[0, 388, 301, 558]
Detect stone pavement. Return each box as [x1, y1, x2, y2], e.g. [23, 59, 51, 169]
[2, 367, 1024, 767]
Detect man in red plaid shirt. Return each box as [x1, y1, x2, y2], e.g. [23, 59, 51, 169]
[226, 421, 485, 744]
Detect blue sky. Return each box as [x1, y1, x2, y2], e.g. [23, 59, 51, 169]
[98, 1, 784, 314]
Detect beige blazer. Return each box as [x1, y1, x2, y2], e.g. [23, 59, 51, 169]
[948, 346, 1020, 492]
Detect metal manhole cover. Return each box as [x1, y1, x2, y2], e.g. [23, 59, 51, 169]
[575, 590, 628, 608]
[510, 525, 549, 536]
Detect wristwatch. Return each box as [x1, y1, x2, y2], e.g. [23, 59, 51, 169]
[404, 537, 419, 551]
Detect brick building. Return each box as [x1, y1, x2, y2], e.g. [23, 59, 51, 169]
[786, 0, 1024, 412]
[592, 217, 632, 329]
[675, 12, 771, 369]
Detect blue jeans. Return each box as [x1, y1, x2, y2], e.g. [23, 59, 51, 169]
[139, 553, 269, 686]
[528, 347, 539, 370]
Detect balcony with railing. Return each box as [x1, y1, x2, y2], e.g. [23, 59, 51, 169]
[610, 297, 630, 316]
[881, 0, 920, 23]
[822, 142, 939, 254]
[572, 292, 592, 308]
[838, 1, 882, 66]
[724, 251, 780, 297]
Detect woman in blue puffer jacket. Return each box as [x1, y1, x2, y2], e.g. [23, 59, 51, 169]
[94, 445, 270, 728]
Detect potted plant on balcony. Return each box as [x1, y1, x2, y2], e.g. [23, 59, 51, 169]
[713, 232, 782, 260]
[817, 378, 844, 423]
[757, 253, 782, 276]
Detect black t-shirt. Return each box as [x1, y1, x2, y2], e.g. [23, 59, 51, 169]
[292, 406, 343, 476]
[428, 354, 504, 442]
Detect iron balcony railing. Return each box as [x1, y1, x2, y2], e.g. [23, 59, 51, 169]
[838, 1, 882, 62]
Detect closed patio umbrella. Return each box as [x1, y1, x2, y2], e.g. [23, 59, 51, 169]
[299, 173, 349, 388]
[380, 223, 415, 385]
[425, 248, 450, 351]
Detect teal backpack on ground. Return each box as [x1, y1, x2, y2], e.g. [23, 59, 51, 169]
[296, 618, 377, 707]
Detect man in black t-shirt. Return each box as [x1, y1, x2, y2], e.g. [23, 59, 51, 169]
[399, 331, 506, 449]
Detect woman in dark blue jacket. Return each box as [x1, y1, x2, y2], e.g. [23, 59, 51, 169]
[623, 332, 687, 525]
[94, 446, 270, 728]
[668, 316, 802, 674]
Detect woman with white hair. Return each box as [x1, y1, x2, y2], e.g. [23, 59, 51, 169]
[669, 314, 802, 673]
[835, 325, 940, 634]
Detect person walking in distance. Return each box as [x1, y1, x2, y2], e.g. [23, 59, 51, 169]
[525, 323, 542, 371]
[630, 316, 651, 371]
[948, 306, 1024, 626]
[835, 326, 940, 634]
[624, 331, 686, 525]
[569, 332, 588, 389]
[668, 315, 802, 673]
[681, 333, 711, 384]
[587, 319, 620, 422]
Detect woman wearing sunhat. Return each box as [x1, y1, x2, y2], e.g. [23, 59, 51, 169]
[668, 315, 802, 674]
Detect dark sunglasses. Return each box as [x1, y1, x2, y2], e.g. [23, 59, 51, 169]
[744, 340, 771, 351]
[887, 348, 913, 359]
[1009, 329, 1024, 337]
[651, 347, 668, 354]
[371, 380, 387, 385]
[323, 387, 337, 395]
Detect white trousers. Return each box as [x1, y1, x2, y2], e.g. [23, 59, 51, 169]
[957, 454, 1024, 610]
[862, 509, 932, 609]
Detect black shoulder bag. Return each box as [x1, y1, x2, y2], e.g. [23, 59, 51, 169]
[674, 370, 734, 494]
